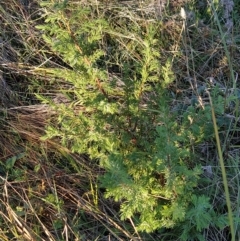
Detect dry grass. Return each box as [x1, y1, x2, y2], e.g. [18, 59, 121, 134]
[0, 1, 144, 240]
[0, 105, 140, 240]
[1, 0, 240, 240]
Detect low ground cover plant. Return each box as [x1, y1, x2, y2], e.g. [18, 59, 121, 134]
[0, 0, 240, 240]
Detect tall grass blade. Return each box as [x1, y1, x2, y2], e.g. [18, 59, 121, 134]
[207, 90, 235, 241]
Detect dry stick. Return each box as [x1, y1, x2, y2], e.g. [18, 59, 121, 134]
[207, 90, 235, 241]
[0, 176, 38, 241]
[68, 191, 137, 241]
[129, 217, 142, 241]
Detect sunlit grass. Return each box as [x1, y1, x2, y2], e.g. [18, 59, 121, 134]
[0, 0, 239, 240]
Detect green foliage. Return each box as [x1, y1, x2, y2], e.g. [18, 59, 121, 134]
[5, 152, 25, 170]
[37, 0, 227, 239]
